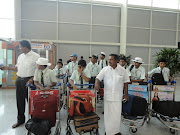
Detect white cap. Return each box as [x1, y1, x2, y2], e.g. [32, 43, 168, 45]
[36, 58, 51, 66]
[100, 52, 106, 56]
[132, 57, 144, 64]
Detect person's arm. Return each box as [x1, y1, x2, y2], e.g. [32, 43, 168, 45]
[1, 66, 17, 71]
[69, 79, 77, 90]
[131, 79, 144, 82]
[123, 83, 129, 101]
[34, 81, 45, 91]
[95, 78, 101, 91]
[81, 73, 90, 82]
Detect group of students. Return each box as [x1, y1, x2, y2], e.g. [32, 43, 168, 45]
[51, 53, 171, 90]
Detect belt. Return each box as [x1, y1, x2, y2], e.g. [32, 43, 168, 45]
[18, 76, 33, 80]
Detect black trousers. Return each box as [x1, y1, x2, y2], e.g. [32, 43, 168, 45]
[16, 76, 32, 123]
[89, 77, 96, 88]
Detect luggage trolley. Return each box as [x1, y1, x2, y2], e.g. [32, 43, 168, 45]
[122, 82, 150, 134]
[66, 83, 100, 135]
[27, 82, 62, 135]
[148, 80, 180, 134]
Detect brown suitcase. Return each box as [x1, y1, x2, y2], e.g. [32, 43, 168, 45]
[74, 112, 100, 134]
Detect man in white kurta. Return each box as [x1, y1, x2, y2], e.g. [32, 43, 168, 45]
[95, 54, 130, 135]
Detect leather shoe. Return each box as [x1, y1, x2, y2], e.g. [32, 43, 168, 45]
[12, 122, 24, 128]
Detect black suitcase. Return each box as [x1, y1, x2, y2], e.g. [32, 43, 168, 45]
[74, 112, 100, 134]
[131, 96, 148, 116]
[153, 101, 180, 117]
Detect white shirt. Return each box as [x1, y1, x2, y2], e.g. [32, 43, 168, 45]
[148, 67, 170, 82]
[98, 59, 108, 70]
[86, 62, 100, 77]
[70, 69, 91, 89]
[67, 61, 78, 74]
[53, 67, 65, 78]
[34, 68, 57, 86]
[118, 64, 131, 77]
[96, 65, 130, 101]
[16, 50, 40, 77]
[129, 65, 145, 80]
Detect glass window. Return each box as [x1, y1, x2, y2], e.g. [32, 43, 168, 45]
[0, 0, 15, 38]
[92, 0, 123, 4]
[152, 0, 179, 9]
[128, 0, 152, 6]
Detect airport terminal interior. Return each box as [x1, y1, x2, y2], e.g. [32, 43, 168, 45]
[0, 0, 180, 135]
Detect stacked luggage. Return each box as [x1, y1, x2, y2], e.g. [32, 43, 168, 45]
[66, 84, 100, 135]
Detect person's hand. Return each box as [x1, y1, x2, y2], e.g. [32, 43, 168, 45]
[73, 85, 77, 90]
[123, 94, 129, 101]
[56, 74, 59, 77]
[40, 86, 46, 91]
[1, 66, 8, 70]
[77, 66, 83, 75]
[45, 85, 51, 91]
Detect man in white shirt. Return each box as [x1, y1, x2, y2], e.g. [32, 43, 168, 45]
[69, 60, 91, 89]
[34, 58, 57, 91]
[147, 58, 170, 82]
[95, 54, 130, 135]
[86, 55, 100, 87]
[53, 60, 65, 79]
[98, 52, 108, 70]
[67, 53, 78, 76]
[129, 57, 145, 82]
[1, 40, 40, 128]
[119, 57, 131, 79]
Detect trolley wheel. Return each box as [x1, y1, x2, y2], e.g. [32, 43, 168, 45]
[79, 130, 84, 135]
[146, 116, 151, 124]
[170, 128, 176, 134]
[92, 128, 97, 134]
[129, 127, 137, 134]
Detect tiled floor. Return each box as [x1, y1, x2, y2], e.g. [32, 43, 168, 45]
[0, 79, 180, 135]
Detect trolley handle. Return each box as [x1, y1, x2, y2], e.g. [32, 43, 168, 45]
[67, 83, 94, 87]
[27, 82, 61, 88]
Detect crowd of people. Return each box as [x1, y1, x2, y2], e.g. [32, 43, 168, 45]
[0, 40, 171, 135]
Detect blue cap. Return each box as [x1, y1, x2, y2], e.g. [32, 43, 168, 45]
[70, 53, 78, 58]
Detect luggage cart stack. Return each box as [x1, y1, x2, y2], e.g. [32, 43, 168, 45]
[66, 83, 100, 135]
[27, 82, 62, 135]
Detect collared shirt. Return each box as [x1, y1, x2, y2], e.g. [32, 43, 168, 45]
[129, 65, 145, 80]
[53, 67, 65, 79]
[70, 68, 91, 89]
[16, 50, 40, 77]
[67, 61, 78, 74]
[96, 65, 130, 101]
[118, 64, 131, 77]
[86, 62, 100, 77]
[34, 68, 57, 86]
[98, 59, 108, 70]
[148, 67, 170, 82]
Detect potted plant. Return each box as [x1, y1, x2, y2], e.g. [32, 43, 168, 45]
[153, 48, 180, 79]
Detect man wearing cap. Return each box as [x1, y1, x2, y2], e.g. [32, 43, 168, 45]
[86, 55, 100, 87]
[34, 57, 57, 91]
[129, 57, 145, 82]
[67, 53, 78, 76]
[98, 52, 108, 70]
[1, 40, 40, 128]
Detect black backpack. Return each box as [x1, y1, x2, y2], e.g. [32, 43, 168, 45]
[152, 73, 167, 85]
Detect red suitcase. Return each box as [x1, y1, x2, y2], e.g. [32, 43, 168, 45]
[32, 94, 57, 126]
[99, 88, 104, 96]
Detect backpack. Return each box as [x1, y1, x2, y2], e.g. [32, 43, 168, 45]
[70, 94, 93, 117]
[152, 73, 167, 85]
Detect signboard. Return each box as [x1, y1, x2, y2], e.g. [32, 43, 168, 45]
[69, 90, 96, 112]
[29, 89, 59, 114]
[31, 43, 44, 49]
[12, 72, 17, 84]
[151, 91, 173, 102]
[128, 84, 148, 92]
[153, 85, 175, 92]
[45, 44, 51, 50]
[129, 90, 148, 100]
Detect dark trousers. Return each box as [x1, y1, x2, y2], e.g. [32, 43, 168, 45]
[16, 76, 32, 123]
[89, 77, 96, 88]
